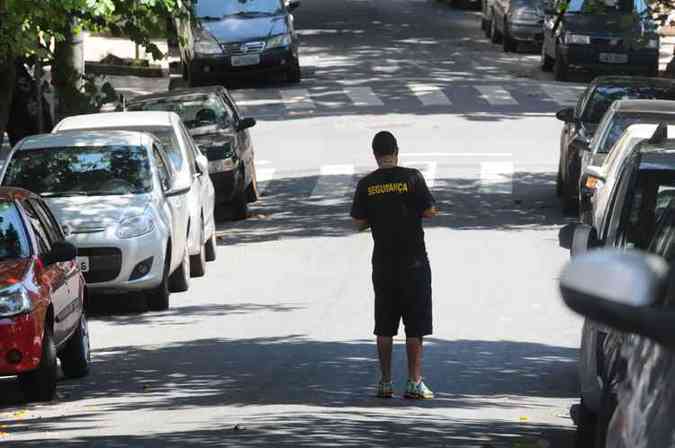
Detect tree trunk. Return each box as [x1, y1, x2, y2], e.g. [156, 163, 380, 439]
[0, 55, 17, 147]
[52, 21, 85, 121]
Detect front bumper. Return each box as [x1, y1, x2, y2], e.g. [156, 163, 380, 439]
[559, 45, 658, 72]
[507, 22, 544, 43]
[0, 314, 41, 375]
[190, 47, 296, 81]
[68, 228, 167, 294]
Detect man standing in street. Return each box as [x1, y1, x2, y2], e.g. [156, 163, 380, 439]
[351, 131, 437, 400]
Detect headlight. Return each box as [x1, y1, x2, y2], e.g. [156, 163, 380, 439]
[0, 285, 32, 318]
[266, 33, 291, 49]
[566, 33, 591, 45]
[195, 38, 223, 55]
[646, 38, 659, 49]
[117, 209, 155, 239]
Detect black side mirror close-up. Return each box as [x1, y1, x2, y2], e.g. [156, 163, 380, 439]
[237, 117, 257, 132]
[555, 107, 575, 123]
[47, 241, 78, 265]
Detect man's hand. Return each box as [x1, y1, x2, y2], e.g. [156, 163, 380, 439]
[353, 218, 370, 231]
[422, 207, 438, 219]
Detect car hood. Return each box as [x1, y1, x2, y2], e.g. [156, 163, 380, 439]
[202, 15, 288, 43]
[563, 13, 651, 35]
[44, 195, 152, 233]
[0, 259, 31, 289]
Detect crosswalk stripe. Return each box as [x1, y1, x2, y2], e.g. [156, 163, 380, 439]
[408, 83, 451, 106]
[280, 89, 315, 110]
[343, 87, 384, 107]
[311, 164, 356, 200]
[474, 85, 518, 106]
[543, 85, 582, 107]
[479, 161, 514, 194]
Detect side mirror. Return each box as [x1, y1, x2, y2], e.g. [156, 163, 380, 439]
[46, 241, 77, 265]
[237, 117, 256, 132]
[196, 154, 209, 175]
[559, 249, 675, 347]
[287, 0, 301, 11]
[556, 107, 575, 123]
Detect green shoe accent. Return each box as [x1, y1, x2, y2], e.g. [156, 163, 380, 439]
[404, 379, 434, 400]
[377, 380, 394, 398]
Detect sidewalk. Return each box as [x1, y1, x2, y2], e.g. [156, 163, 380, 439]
[83, 32, 179, 71]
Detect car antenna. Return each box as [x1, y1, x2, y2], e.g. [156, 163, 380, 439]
[648, 122, 668, 144]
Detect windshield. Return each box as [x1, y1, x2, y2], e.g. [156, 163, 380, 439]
[196, 0, 283, 18]
[3, 146, 153, 197]
[599, 113, 675, 154]
[128, 95, 230, 130]
[565, 0, 636, 14]
[582, 86, 675, 123]
[0, 202, 30, 259]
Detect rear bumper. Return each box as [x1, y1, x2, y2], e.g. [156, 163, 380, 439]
[559, 45, 658, 72]
[0, 314, 41, 375]
[190, 47, 297, 81]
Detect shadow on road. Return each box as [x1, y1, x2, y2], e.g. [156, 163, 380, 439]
[0, 337, 576, 446]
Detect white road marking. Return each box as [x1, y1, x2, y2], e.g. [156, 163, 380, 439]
[343, 87, 384, 107]
[280, 89, 315, 110]
[479, 161, 514, 194]
[312, 164, 356, 200]
[408, 83, 451, 106]
[320, 164, 356, 176]
[475, 85, 518, 106]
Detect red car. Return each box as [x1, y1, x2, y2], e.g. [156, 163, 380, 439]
[0, 188, 89, 402]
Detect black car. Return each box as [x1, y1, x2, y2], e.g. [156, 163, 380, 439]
[560, 127, 675, 447]
[490, 0, 544, 52]
[176, 0, 302, 86]
[541, 0, 659, 81]
[555, 76, 675, 212]
[127, 86, 258, 220]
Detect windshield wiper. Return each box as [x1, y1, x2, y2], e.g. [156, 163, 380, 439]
[224, 11, 273, 17]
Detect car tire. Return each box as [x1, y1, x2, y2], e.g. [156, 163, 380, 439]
[287, 58, 302, 84]
[573, 399, 598, 448]
[59, 313, 91, 379]
[554, 49, 568, 82]
[148, 253, 170, 311]
[231, 188, 249, 221]
[19, 326, 57, 402]
[490, 17, 502, 44]
[247, 163, 259, 203]
[169, 247, 190, 293]
[502, 26, 517, 52]
[541, 44, 554, 72]
[205, 233, 217, 262]
[190, 224, 206, 278]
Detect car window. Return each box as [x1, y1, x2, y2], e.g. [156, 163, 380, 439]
[598, 113, 675, 154]
[566, 0, 635, 14]
[582, 86, 675, 123]
[195, 0, 284, 18]
[21, 200, 52, 255]
[3, 145, 154, 197]
[128, 94, 233, 130]
[153, 143, 172, 191]
[0, 201, 31, 259]
[30, 198, 64, 243]
[603, 155, 639, 242]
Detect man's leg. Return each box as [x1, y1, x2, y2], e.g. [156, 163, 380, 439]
[406, 336, 423, 383]
[377, 336, 393, 382]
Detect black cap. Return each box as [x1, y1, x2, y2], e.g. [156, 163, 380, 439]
[372, 131, 398, 157]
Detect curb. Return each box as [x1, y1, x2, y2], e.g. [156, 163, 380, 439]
[85, 62, 167, 78]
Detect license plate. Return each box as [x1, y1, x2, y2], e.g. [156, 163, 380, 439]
[231, 54, 261, 67]
[599, 53, 628, 64]
[77, 257, 90, 273]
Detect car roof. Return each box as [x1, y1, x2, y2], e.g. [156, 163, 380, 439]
[127, 86, 226, 104]
[591, 76, 675, 89]
[55, 111, 177, 131]
[0, 187, 40, 201]
[613, 99, 675, 114]
[16, 130, 152, 151]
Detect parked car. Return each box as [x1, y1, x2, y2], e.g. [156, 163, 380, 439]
[554, 76, 675, 212]
[126, 86, 258, 219]
[489, 0, 544, 52]
[1, 131, 202, 311]
[541, 0, 659, 81]
[52, 112, 216, 280]
[0, 187, 88, 402]
[560, 247, 675, 448]
[176, 0, 302, 86]
[560, 123, 675, 446]
[579, 100, 675, 219]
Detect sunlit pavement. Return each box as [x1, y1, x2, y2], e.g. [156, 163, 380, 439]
[0, 0, 582, 446]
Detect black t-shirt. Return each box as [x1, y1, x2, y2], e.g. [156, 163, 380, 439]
[351, 166, 435, 261]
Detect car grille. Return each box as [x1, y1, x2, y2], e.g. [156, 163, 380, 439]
[590, 37, 625, 50]
[78, 247, 122, 284]
[221, 41, 266, 55]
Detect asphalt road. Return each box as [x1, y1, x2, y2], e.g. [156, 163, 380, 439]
[1, 0, 583, 446]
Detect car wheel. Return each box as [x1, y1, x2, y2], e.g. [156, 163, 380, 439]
[502, 25, 517, 52]
[573, 399, 598, 448]
[287, 58, 302, 84]
[554, 48, 568, 81]
[19, 326, 57, 402]
[541, 44, 554, 72]
[169, 247, 190, 293]
[205, 232, 217, 262]
[490, 17, 502, 44]
[231, 188, 249, 221]
[148, 253, 170, 311]
[190, 224, 206, 278]
[59, 313, 91, 379]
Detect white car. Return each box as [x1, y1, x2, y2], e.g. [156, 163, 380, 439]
[0, 131, 204, 310]
[52, 112, 216, 280]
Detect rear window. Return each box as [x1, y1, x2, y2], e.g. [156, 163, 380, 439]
[0, 201, 30, 259]
[599, 113, 675, 154]
[582, 86, 675, 123]
[565, 0, 639, 14]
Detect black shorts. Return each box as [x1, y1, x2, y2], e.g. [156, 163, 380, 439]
[372, 256, 432, 337]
